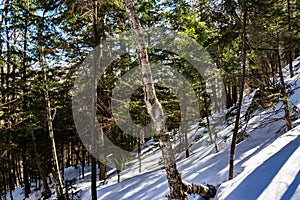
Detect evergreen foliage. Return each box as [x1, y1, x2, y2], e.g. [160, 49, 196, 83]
[0, 0, 299, 198]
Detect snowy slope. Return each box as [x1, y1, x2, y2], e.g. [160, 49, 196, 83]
[7, 58, 300, 200]
[216, 122, 300, 200]
[81, 119, 299, 200]
[78, 58, 300, 200]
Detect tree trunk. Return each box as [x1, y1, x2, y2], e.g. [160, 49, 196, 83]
[122, 0, 216, 199]
[81, 144, 85, 179]
[0, 1, 5, 104]
[22, 155, 31, 198]
[91, 157, 97, 200]
[202, 80, 219, 153]
[99, 123, 106, 181]
[91, 0, 99, 199]
[287, 0, 294, 78]
[31, 131, 51, 198]
[22, 6, 30, 197]
[67, 142, 71, 167]
[225, 79, 232, 109]
[229, 0, 247, 180]
[232, 79, 238, 105]
[16, 157, 22, 188]
[8, 152, 14, 200]
[206, 115, 219, 153]
[4, 0, 10, 105]
[138, 129, 143, 173]
[182, 81, 190, 158]
[276, 44, 292, 131]
[38, 18, 65, 199]
[49, 172, 60, 198]
[61, 142, 65, 181]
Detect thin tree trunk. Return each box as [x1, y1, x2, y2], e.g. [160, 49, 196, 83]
[206, 115, 219, 153]
[202, 81, 219, 153]
[67, 142, 71, 167]
[225, 79, 232, 109]
[232, 79, 238, 105]
[22, 7, 31, 197]
[138, 129, 143, 173]
[91, 0, 99, 199]
[38, 18, 65, 199]
[276, 44, 292, 131]
[99, 140, 106, 181]
[229, 0, 247, 180]
[0, 0, 5, 104]
[91, 157, 97, 199]
[3, 168, 7, 200]
[61, 142, 65, 181]
[31, 131, 51, 198]
[8, 152, 14, 200]
[4, 0, 10, 105]
[81, 144, 85, 179]
[22, 150, 31, 198]
[16, 157, 22, 187]
[287, 0, 294, 78]
[49, 173, 60, 198]
[182, 81, 190, 158]
[288, 51, 293, 78]
[122, 0, 216, 199]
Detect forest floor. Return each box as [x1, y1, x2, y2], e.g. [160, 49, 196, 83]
[7, 58, 300, 200]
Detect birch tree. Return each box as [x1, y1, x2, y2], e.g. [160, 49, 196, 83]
[122, 0, 216, 199]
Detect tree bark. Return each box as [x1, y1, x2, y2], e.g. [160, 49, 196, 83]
[21, 5, 31, 197]
[91, 0, 99, 199]
[81, 144, 85, 179]
[182, 81, 190, 158]
[22, 146, 31, 198]
[122, 0, 216, 199]
[99, 135, 106, 181]
[49, 172, 60, 198]
[0, 1, 5, 104]
[202, 80, 219, 153]
[61, 142, 65, 181]
[31, 131, 51, 198]
[276, 43, 292, 131]
[287, 0, 294, 78]
[4, 0, 10, 105]
[229, 0, 247, 180]
[38, 17, 65, 199]
[138, 129, 143, 173]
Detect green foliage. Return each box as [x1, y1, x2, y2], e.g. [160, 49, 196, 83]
[0, 0, 299, 195]
[129, 84, 181, 131]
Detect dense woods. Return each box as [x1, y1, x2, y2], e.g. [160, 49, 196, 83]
[0, 0, 299, 199]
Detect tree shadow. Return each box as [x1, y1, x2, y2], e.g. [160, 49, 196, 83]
[226, 135, 300, 200]
[280, 170, 300, 200]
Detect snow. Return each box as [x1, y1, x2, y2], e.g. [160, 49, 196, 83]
[7, 59, 300, 200]
[216, 121, 300, 200]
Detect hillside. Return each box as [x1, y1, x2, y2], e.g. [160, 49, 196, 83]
[7, 59, 300, 200]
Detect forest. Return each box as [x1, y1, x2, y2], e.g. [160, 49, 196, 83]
[0, 0, 300, 199]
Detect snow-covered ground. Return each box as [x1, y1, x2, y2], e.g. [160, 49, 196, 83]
[7, 58, 300, 200]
